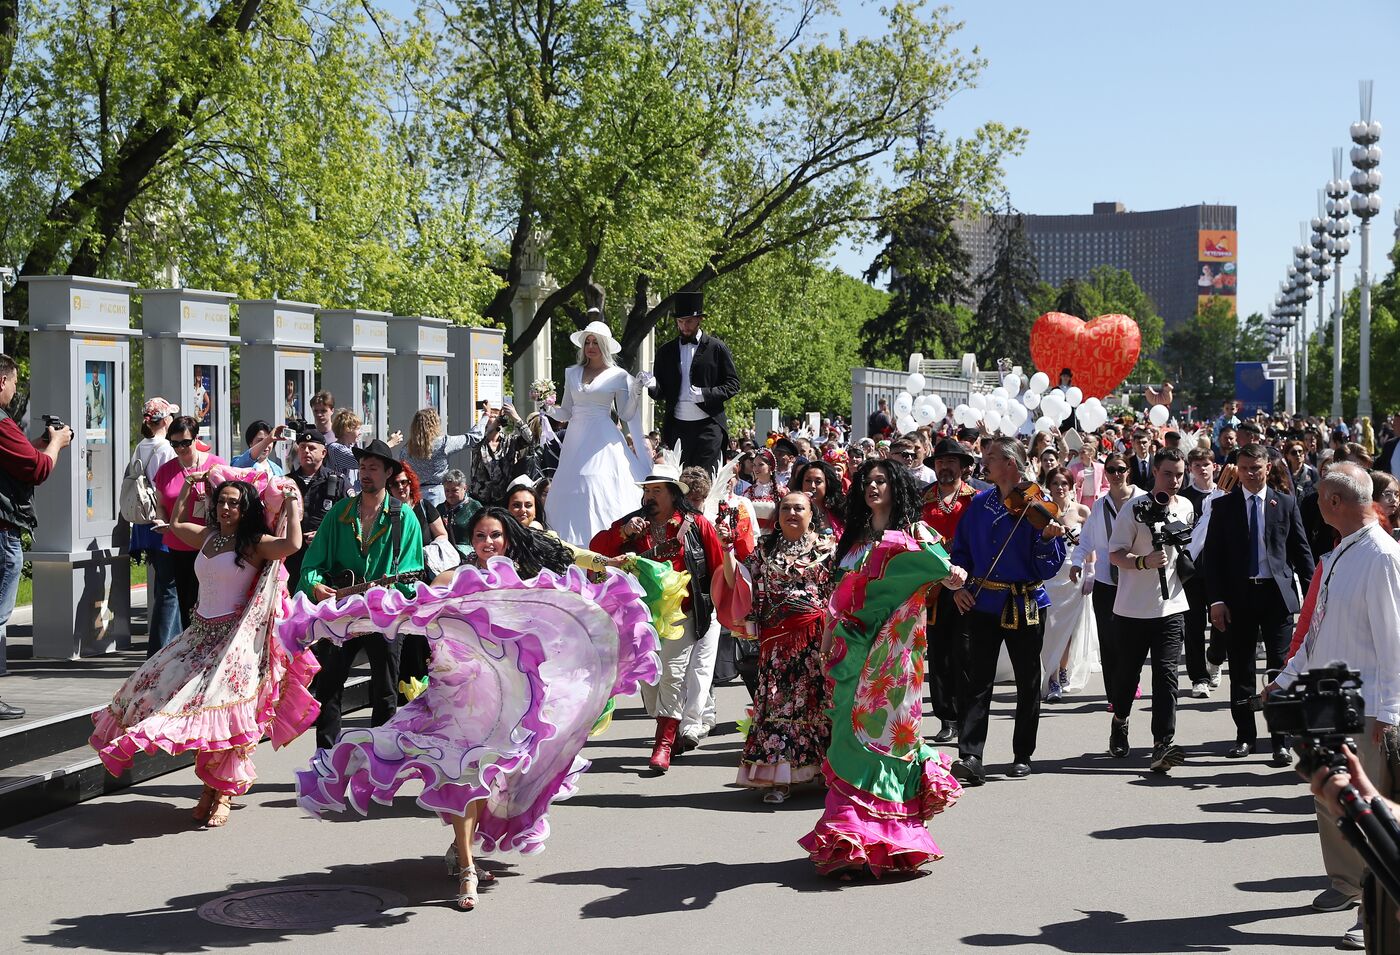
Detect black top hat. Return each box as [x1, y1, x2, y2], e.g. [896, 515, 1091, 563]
[352, 439, 402, 475]
[673, 292, 705, 319]
[931, 437, 975, 466]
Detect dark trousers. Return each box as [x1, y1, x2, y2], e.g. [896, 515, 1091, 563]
[169, 548, 200, 629]
[1223, 582, 1293, 746]
[927, 586, 969, 725]
[399, 634, 431, 689]
[663, 416, 726, 472]
[1182, 577, 1212, 685]
[312, 635, 402, 751]
[1112, 612, 1184, 743]
[1091, 584, 1122, 706]
[958, 611, 1044, 763]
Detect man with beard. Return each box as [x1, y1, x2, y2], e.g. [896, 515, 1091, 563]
[920, 438, 980, 743]
[591, 460, 723, 773]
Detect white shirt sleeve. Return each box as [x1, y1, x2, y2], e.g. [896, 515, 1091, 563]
[1108, 499, 1138, 554]
[1367, 559, 1400, 725]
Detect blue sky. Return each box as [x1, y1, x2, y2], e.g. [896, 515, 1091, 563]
[828, 0, 1400, 323]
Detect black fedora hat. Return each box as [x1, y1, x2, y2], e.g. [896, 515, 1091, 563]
[352, 439, 402, 475]
[673, 291, 705, 319]
[931, 437, 975, 466]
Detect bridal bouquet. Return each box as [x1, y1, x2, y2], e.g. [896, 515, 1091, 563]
[530, 379, 557, 408]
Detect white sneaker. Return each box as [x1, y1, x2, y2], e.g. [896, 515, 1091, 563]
[1191, 681, 1210, 698]
[1340, 910, 1365, 950]
[1206, 663, 1222, 688]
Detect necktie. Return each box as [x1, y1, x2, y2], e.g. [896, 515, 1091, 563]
[1247, 494, 1261, 578]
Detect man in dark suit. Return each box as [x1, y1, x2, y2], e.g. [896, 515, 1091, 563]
[1126, 427, 1154, 491]
[1201, 443, 1316, 764]
[1379, 411, 1400, 478]
[642, 292, 740, 472]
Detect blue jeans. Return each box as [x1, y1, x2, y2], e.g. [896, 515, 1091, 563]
[145, 549, 182, 657]
[0, 527, 23, 676]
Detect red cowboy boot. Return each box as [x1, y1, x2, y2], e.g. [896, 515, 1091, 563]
[649, 717, 679, 773]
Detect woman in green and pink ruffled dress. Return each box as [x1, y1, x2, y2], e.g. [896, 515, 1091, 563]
[798, 458, 968, 878]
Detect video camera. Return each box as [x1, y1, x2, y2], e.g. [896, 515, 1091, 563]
[1133, 491, 1195, 598]
[1266, 663, 1400, 913]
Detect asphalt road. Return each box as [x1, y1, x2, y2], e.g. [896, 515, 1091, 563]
[1, 674, 1352, 954]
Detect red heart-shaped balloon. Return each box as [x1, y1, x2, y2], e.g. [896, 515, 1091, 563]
[1029, 312, 1141, 398]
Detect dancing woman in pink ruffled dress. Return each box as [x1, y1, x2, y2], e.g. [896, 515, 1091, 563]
[90, 470, 317, 828]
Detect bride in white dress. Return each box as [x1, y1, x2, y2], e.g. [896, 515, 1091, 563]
[548, 319, 651, 546]
[1040, 466, 1099, 701]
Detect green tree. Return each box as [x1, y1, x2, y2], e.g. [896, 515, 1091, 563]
[968, 211, 1038, 368]
[859, 197, 970, 367]
[1161, 300, 1271, 414]
[1307, 241, 1400, 420]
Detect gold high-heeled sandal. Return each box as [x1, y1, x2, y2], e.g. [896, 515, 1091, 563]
[193, 786, 216, 821]
[205, 793, 232, 828]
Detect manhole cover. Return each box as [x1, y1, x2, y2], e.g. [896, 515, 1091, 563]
[197, 884, 408, 931]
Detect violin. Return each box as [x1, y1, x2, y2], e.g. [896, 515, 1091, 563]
[1003, 481, 1061, 531]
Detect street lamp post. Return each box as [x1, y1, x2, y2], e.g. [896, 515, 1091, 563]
[1293, 238, 1314, 416]
[1310, 200, 1333, 420]
[1350, 80, 1382, 420]
[1327, 148, 1353, 422]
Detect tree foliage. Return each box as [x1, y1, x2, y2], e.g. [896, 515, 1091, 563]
[1161, 299, 1271, 415]
[968, 211, 1038, 368]
[1306, 240, 1400, 420]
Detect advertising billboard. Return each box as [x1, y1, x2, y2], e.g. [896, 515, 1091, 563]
[1198, 230, 1237, 262]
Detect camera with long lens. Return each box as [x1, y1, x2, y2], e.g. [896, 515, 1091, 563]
[1267, 663, 1400, 917]
[285, 416, 310, 435]
[1133, 491, 1195, 598]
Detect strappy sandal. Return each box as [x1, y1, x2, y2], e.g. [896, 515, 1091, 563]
[456, 864, 480, 911]
[762, 787, 790, 805]
[444, 843, 496, 885]
[205, 794, 232, 828]
[193, 786, 216, 821]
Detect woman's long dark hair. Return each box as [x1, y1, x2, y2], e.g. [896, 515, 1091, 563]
[792, 460, 847, 523]
[834, 460, 921, 566]
[211, 480, 266, 569]
[506, 485, 549, 532]
[466, 506, 574, 578]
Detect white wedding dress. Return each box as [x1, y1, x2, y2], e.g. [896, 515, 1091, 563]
[1040, 554, 1100, 698]
[550, 365, 651, 547]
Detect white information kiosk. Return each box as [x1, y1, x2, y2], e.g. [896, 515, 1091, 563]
[236, 299, 321, 436]
[449, 326, 505, 431]
[321, 309, 393, 439]
[139, 288, 236, 460]
[21, 276, 138, 658]
[389, 315, 452, 430]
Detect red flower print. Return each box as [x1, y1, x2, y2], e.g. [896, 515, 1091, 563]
[891, 718, 919, 751]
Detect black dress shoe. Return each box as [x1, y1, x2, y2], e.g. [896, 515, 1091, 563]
[1226, 741, 1254, 759]
[951, 755, 985, 786]
[1271, 746, 1294, 767]
[1007, 761, 1031, 778]
[0, 697, 24, 720]
[674, 734, 700, 756]
[931, 721, 958, 744]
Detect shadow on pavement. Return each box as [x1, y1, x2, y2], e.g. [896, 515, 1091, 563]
[5, 799, 211, 849]
[20, 858, 449, 952]
[960, 905, 1333, 951]
[1199, 793, 1313, 815]
[1090, 818, 1315, 844]
[537, 858, 841, 917]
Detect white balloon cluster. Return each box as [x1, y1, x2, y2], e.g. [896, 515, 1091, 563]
[894, 372, 947, 434]
[944, 369, 1122, 437]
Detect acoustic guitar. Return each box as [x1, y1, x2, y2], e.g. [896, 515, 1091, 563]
[326, 568, 430, 600]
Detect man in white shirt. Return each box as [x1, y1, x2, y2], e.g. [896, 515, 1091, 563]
[643, 293, 741, 472]
[1107, 447, 1194, 774]
[1265, 462, 1400, 946]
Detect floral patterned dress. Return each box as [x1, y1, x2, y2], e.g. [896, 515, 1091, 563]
[797, 521, 962, 877]
[717, 533, 835, 790]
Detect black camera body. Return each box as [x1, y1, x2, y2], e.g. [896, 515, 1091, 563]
[41, 414, 65, 431]
[1264, 662, 1367, 776]
[285, 416, 310, 435]
[1133, 492, 1193, 548]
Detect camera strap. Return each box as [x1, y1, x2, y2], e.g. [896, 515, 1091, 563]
[1304, 535, 1364, 657]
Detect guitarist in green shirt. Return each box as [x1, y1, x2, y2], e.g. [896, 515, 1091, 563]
[298, 440, 425, 750]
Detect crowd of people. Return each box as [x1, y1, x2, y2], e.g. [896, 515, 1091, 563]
[0, 297, 1371, 944]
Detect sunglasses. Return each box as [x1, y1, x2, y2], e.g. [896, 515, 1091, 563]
[1105, 465, 1128, 475]
[390, 479, 412, 489]
[896, 450, 918, 460]
[170, 439, 194, 449]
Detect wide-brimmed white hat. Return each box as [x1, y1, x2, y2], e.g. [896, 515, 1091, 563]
[570, 319, 622, 356]
[637, 462, 689, 495]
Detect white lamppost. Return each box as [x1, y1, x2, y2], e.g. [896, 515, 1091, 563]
[1350, 80, 1382, 420]
[1293, 239, 1314, 415]
[1327, 148, 1353, 422]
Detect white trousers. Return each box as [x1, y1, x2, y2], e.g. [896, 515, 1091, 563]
[640, 614, 719, 737]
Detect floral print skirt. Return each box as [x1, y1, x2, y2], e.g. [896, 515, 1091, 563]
[737, 612, 830, 789]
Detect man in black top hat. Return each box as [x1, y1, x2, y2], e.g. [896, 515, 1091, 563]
[641, 292, 740, 472]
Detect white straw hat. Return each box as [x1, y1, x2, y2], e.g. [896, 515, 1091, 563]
[569, 320, 622, 356]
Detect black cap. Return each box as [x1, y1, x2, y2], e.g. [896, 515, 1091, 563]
[352, 439, 402, 474]
[296, 430, 326, 446]
[771, 437, 798, 457]
[932, 437, 975, 466]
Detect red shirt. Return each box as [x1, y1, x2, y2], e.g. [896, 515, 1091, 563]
[920, 480, 977, 542]
[591, 509, 724, 612]
[0, 418, 54, 486]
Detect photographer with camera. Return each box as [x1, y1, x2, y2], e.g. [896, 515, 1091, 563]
[1202, 444, 1315, 765]
[0, 355, 73, 718]
[1105, 447, 1194, 773]
[1263, 461, 1400, 948]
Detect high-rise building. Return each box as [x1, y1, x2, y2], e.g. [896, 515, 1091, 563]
[955, 202, 1237, 330]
